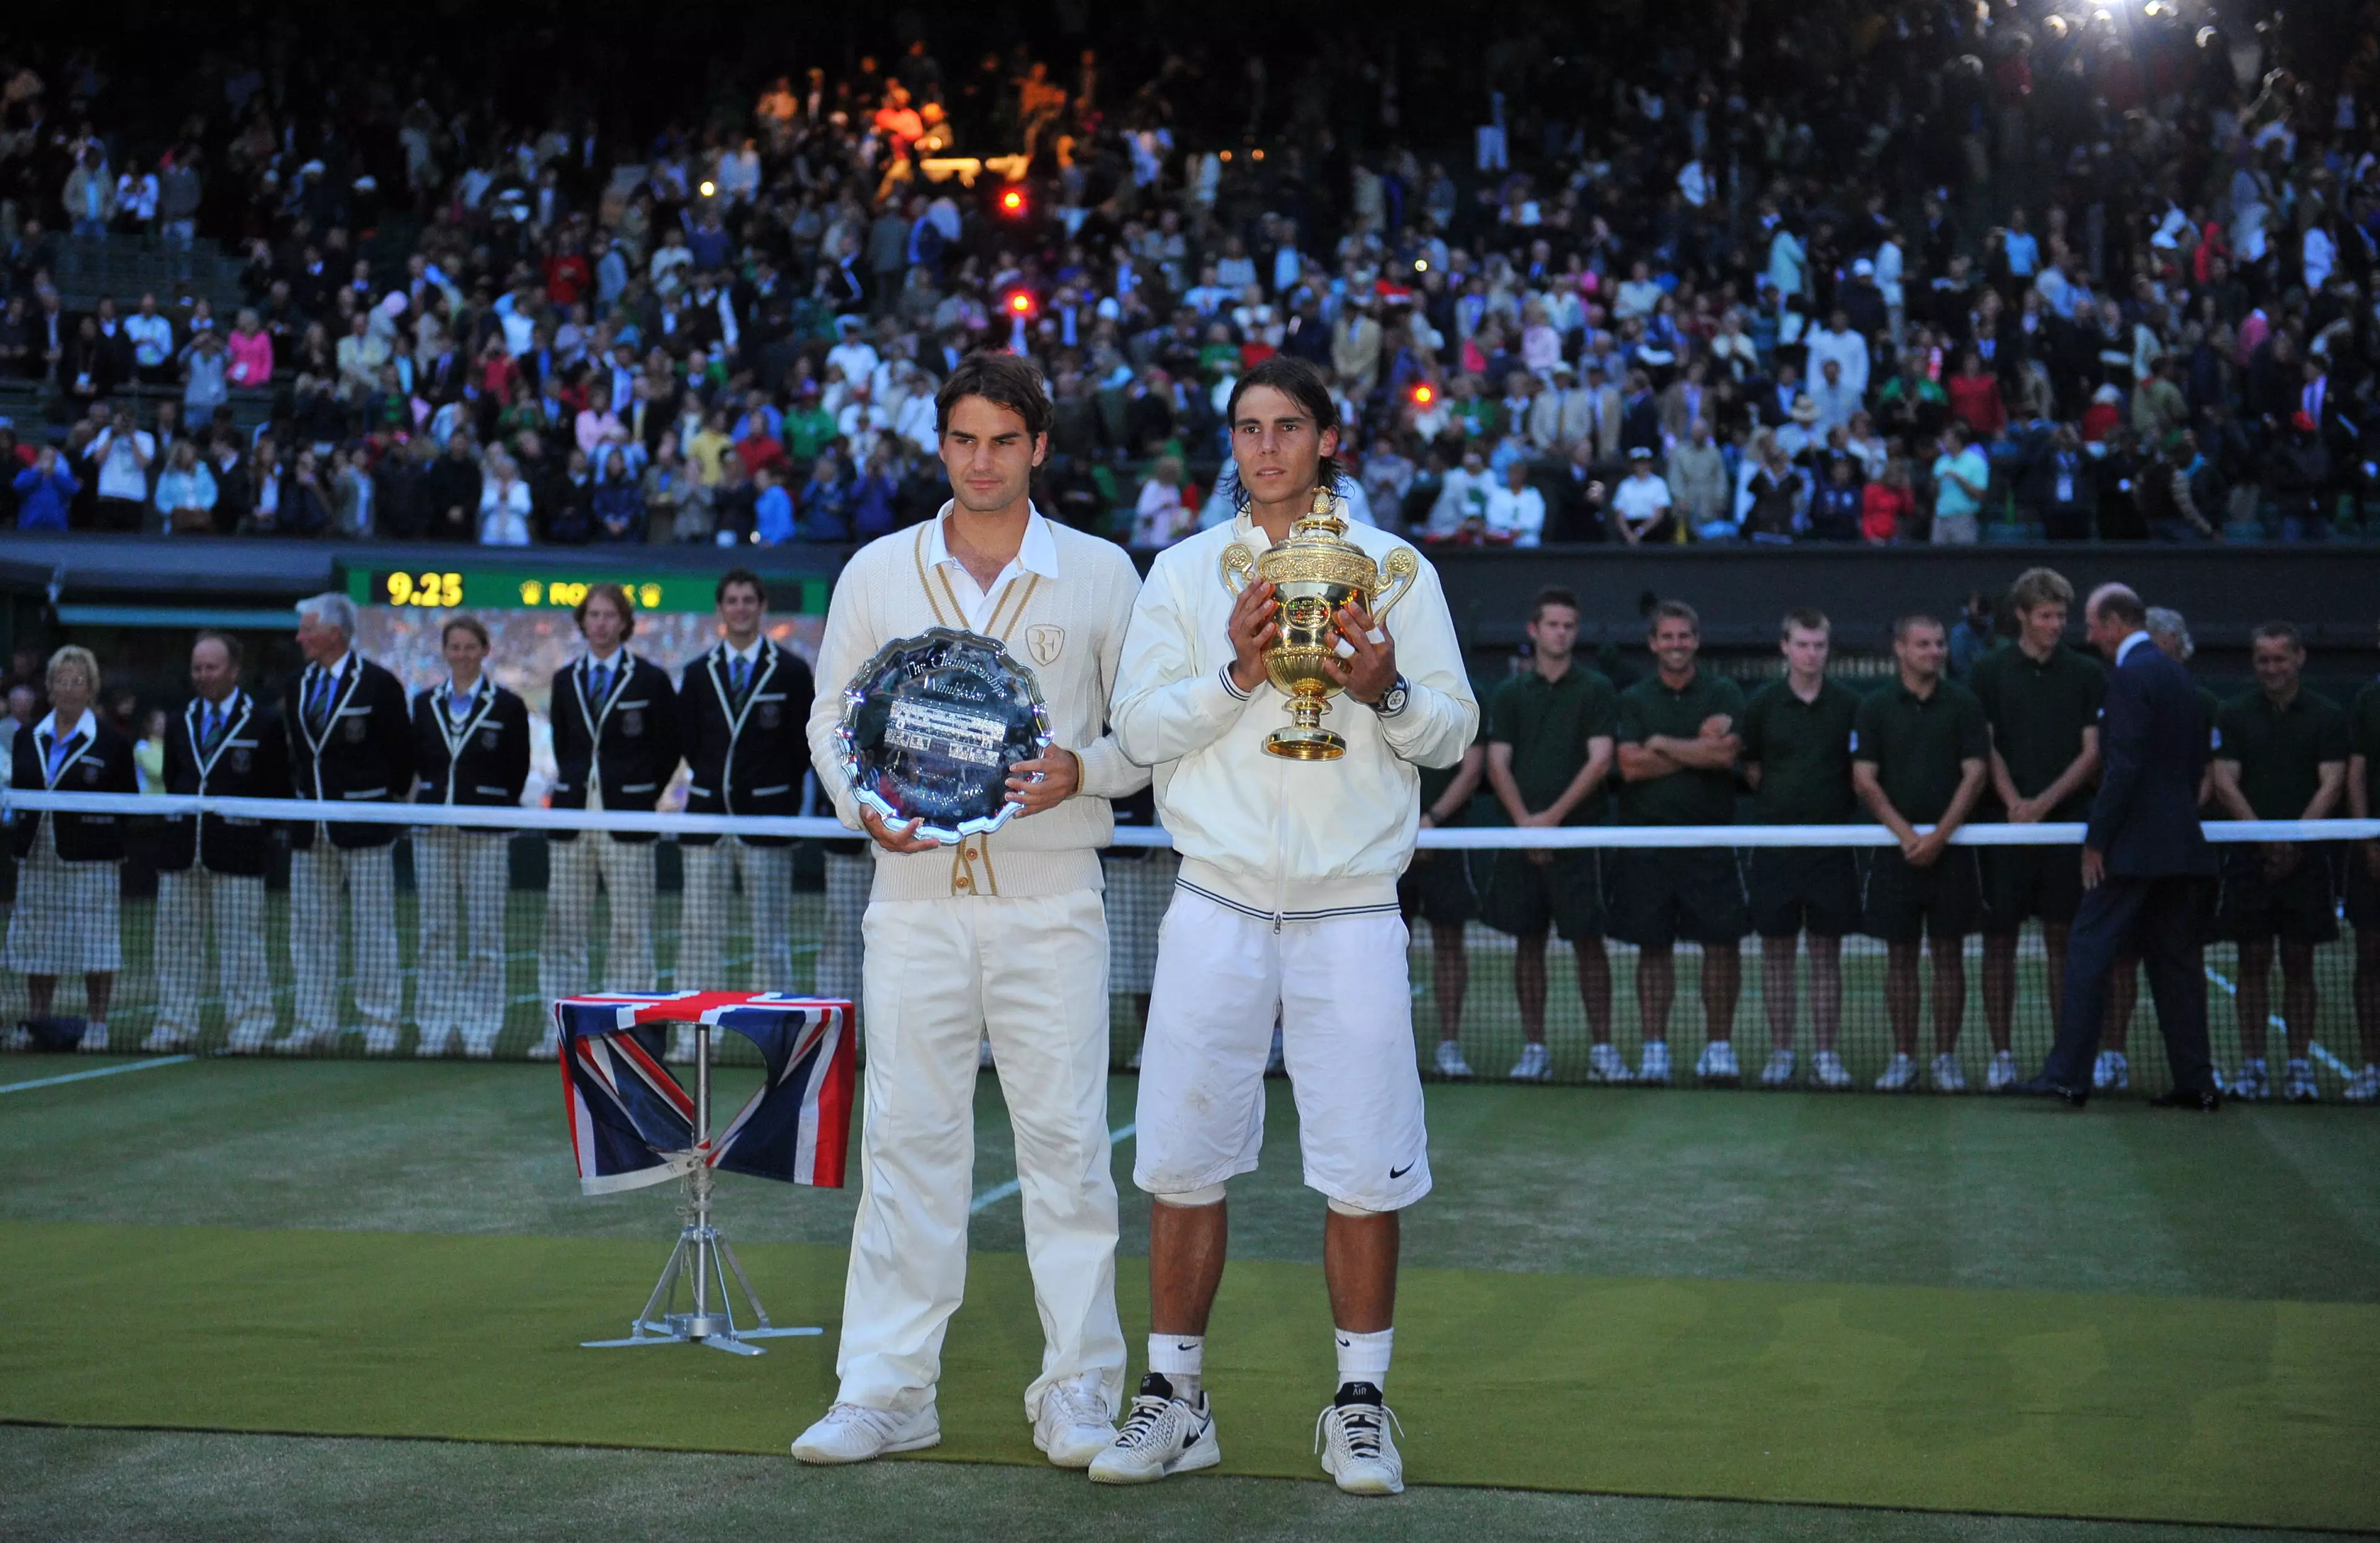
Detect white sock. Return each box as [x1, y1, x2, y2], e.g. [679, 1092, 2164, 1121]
[1334, 1326, 1393, 1390]
[1148, 1333, 1202, 1400]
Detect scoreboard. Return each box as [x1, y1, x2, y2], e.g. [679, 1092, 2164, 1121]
[344, 565, 826, 616]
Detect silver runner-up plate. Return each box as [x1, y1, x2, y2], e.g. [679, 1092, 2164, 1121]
[835, 627, 1055, 846]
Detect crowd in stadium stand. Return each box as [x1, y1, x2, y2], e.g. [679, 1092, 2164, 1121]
[0, 4, 2378, 547]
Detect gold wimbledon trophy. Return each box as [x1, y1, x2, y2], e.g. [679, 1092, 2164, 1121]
[1220, 488, 1420, 760]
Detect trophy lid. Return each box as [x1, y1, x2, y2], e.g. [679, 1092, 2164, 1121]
[1258, 487, 1377, 590]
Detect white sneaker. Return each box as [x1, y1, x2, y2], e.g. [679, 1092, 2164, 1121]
[1931, 1053, 1967, 1092]
[2282, 1059, 2319, 1103]
[2345, 1065, 2380, 1103]
[1507, 1042, 1549, 1082]
[1986, 1050, 2019, 1093]
[1089, 1374, 1220, 1484]
[791, 1402, 941, 1464]
[77, 1022, 110, 1054]
[1695, 1040, 1741, 1084]
[1636, 1041, 1671, 1085]
[2, 1025, 29, 1053]
[361, 1025, 399, 1057]
[527, 1032, 561, 1062]
[1434, 1040, 1474, 1079]
[978, 1036, 996, 1071]
[415, 1032, 454, 1059]
[2092, 1050, 2130, 1092]
[1758, 1048, 1797, 1088]
[1875, 1053, 1918, 1092]
[1812, 1050, 1853, 1089]
[1587, 1043, 1634, 1084]
[460, 1035, 496, 1060]
[140, 1027, 190, 1054]
[225, 1028, 269, 1056]
[1031, 1379, 1117, 1469]
[1315, 1384, 1404, 1496]
[2230, 1059, 2270, 1102]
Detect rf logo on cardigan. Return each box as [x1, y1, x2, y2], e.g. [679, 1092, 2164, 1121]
[1026, 624, 1065, 667]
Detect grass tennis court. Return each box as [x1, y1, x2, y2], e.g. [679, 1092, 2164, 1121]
[3, 1057, 2375, 1539]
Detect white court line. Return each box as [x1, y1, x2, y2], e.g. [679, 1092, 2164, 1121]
[0, 1054, 196, 1095]
[2203, 966, 2357, 1079]
[971, 1123, 1137, 1214]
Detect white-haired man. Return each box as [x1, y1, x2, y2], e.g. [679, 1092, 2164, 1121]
[281, 593, 413, 1053]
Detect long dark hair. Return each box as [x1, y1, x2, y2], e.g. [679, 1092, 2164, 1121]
[1223, 355, 1344, 502]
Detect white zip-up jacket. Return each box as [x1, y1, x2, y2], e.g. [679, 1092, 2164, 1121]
[1112, 509, 1477, 919]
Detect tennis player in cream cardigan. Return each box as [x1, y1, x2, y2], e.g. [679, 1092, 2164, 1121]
[795, 352, 1148, 1470]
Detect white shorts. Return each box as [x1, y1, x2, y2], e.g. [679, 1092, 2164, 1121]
[1132, 885, 1430, 1213]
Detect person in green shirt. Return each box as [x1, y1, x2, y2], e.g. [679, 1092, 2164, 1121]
[1739, 609, 1861, 1090]
[2347, 626, 2380, 1103]
[1970, 568, 2107, 1094]
[1401, 726, 1486, 1079]
[1611, 601, 1748, 1085]
[1852, 613, 1990, 1092]
[1481, 588, 1620, 1084]
[2210, 621, 2349, 1103]
[784, 383, 840, 464]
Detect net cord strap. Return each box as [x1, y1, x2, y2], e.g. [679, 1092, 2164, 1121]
[4, 789, 2376, 848]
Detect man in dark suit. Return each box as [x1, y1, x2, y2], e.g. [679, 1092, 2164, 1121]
[152, 631, 289, 1054]
[283, 593, 413, 1055]
[410, 615, 532, 1058]
[672, 568, 814, 1058]
[535, 582, 680, 1056]
[2017, 584, 2222, 1108]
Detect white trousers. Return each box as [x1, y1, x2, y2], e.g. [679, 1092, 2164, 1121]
[413, 829, 511, 1053]
[154, 868, 275, 1048]
[539, 835, 658, 1012]
[815, 850, 871, 1004]
[678, 839, 793, 993]
[1134, 888, 1431, 1213]
[835, 888, 1124, 1422]
[289, 842, 401, 1041]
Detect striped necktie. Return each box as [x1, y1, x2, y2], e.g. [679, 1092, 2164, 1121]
[730, 653, 751, 702]
[306, 668, 334, 735]
[589, 660, 612, 705]
[202, 702, 225, 753]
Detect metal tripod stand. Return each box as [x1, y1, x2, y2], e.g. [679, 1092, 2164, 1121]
[583, 1022, 822, 1355]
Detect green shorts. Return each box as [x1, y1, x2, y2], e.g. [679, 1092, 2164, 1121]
[1862, 847, 1983, 943]
[1981, 842, 2086, 931]
[1746, 847, 1862, 939]
[2216, 846, 2340, 946]
[1479, 848, 1605, 941]
[1398, 844, 1483, 929]
[1605, 846, 1747, 950]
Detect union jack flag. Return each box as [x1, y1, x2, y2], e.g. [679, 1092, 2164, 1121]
[554, 991, 855, 1196]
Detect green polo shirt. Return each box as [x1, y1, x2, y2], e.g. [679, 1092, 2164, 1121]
[1740, 676, 1860, 824]
[1486, 664, 1618, 825]
[2353, 681, 2380, 815]
[1419, 719, 1485, 826]
[2216, 687, 2350, 820]
[1851, 676, 1990, 825]
[1967, 642, 2107, 818]
[1613, 667, 1745, 826]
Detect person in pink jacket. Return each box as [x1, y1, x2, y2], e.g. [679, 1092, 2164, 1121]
[226, 310, 274, 387]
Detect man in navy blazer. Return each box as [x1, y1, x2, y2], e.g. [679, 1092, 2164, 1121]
[2017, 584, 2222, 1108]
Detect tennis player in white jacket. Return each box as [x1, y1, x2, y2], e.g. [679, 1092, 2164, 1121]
[793, 352, 1147, 1471]
[1095, 356, 1477, 1496]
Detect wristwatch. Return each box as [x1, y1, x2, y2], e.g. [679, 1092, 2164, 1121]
[1367, 674, 1411, 717]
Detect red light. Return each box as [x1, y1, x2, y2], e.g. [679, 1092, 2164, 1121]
[1007, 291, 1033, 315]
[1412, 384, 1435, 405]
[1000, 188, 1026, 214]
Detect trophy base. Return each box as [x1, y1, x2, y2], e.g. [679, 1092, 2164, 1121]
[1263, 727, 1347, 760]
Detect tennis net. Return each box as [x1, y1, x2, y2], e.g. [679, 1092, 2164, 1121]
[2, 789, 2374, 1100]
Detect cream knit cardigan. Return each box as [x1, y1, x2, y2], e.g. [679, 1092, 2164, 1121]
[804, 507, 1151, 903]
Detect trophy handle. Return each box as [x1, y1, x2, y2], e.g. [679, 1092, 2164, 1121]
[1219, 542, 1256, 598]
[1371, 547, 1421, 623]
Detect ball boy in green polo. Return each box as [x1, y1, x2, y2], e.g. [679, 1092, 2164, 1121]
[1481, 586, 1620, 1083]
[1611, 600, 1747, 1085]
[1739, 608, 1862, 1089]
[1970, 567, 2106, 1093]
[1853, 613, 1990, 1092]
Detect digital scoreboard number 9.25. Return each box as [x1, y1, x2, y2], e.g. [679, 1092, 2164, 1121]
[379, 570, 463, 607]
